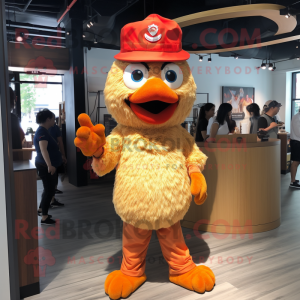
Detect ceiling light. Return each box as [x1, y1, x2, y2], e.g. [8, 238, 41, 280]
[90, 21, 93, 26]
[261, 62, 266, 69]
[234, 55, 239, 59]
[208, 55, 212, 62]
[268, 63, 273, 70]
[16, 32, 24, 42]
[297, 46, 299, 48]
[87, 23, 91, 28]
[83, 33, 85, 38]
[273, 66, 276, 71]
[285, 13, 291, 18]
[66, 31, 70, 35]
[199, 55, 203, 62]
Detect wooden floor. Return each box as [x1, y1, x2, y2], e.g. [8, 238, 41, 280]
[26, 171, 300, 300]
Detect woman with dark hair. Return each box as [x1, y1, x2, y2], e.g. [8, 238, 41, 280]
[34, 109, 63, 225]
[195, 103, 215, 142]
[246, 103, 261, 134]
[207, 103, 232, 142]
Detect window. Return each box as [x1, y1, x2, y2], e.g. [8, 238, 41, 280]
[292, 72, 300, 117]
[14, 73, 63, 134]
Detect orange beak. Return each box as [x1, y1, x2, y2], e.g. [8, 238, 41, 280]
[127, 78, 179, 124]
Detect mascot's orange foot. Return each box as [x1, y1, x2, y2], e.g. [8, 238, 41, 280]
[104, 270, 147, 299]
[169, 265, 215, 294]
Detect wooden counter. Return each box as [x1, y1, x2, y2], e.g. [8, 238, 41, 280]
[181, 138, 281, 234]
[13, 161, 40, 298]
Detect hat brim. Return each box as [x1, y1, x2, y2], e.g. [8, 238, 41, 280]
[114, 50, 190, 62]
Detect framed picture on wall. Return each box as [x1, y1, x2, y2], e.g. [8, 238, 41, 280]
[222, 86, 255, 120]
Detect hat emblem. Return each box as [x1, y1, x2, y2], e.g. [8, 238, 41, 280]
[144, 24, 162, 42]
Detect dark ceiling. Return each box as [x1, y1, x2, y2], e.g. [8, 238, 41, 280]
[5, 0, 300, 63]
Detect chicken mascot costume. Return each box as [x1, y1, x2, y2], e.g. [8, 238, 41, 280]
[74, 14, 215, 299]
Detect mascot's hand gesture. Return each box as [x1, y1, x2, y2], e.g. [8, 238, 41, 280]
[74, 113, 106, 158]
[190, 173, 208, 205]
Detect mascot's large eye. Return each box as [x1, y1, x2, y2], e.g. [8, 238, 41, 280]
[161, 63, 183, 89]
[123, 63, 148, 90]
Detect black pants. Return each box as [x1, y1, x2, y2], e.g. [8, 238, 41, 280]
[36, 163, 57, 216]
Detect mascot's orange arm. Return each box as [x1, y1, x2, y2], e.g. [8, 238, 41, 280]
[189, 171, 208, 205]
[92, 125, 123, 177]
[181, 127, 208, 205]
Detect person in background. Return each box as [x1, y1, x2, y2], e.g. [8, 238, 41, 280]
[261, 100, 282, 123]
[261, 104, 267, 116]
[207, 103, 232, 142]
[228, 119, 240, 134]
[195, 103, 215, 142]
[257, 101, 283, 139]
[34, 109, 63, 225]
[290, 108, 300, 188]
[246, 103, 261, 134]
[48, 118, 67, 199]
[9, 87, 25, 149]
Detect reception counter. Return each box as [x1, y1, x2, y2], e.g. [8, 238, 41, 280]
[181, 137, 281, 234]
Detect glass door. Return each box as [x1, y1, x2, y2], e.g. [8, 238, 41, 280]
[12, 73, 63, 134]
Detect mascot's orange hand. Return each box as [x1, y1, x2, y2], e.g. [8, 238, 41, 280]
[74, 113, 106, 157]
[190, 173, 207, 205]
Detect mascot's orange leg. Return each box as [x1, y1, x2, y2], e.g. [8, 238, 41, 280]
[104, 222, 152, 299]
[157, 222, 215, 294]
[104, 222, 215, 299]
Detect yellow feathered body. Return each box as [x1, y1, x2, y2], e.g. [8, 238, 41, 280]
[91, 60, 207, 230]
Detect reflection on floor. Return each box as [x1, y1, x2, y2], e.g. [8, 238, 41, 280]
[26, 172, 300, 300]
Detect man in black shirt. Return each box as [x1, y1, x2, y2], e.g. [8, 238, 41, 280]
[257, 100, 282, 139]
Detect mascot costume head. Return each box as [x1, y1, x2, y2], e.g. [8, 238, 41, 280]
[75, 14, 215, 300]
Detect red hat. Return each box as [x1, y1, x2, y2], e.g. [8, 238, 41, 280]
[114, 14, 190, 62]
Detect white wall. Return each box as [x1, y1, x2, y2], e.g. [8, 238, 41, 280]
[84, 48, 274, 126]
[187, 54, 273, 113]
[84, 48, 110, 124]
